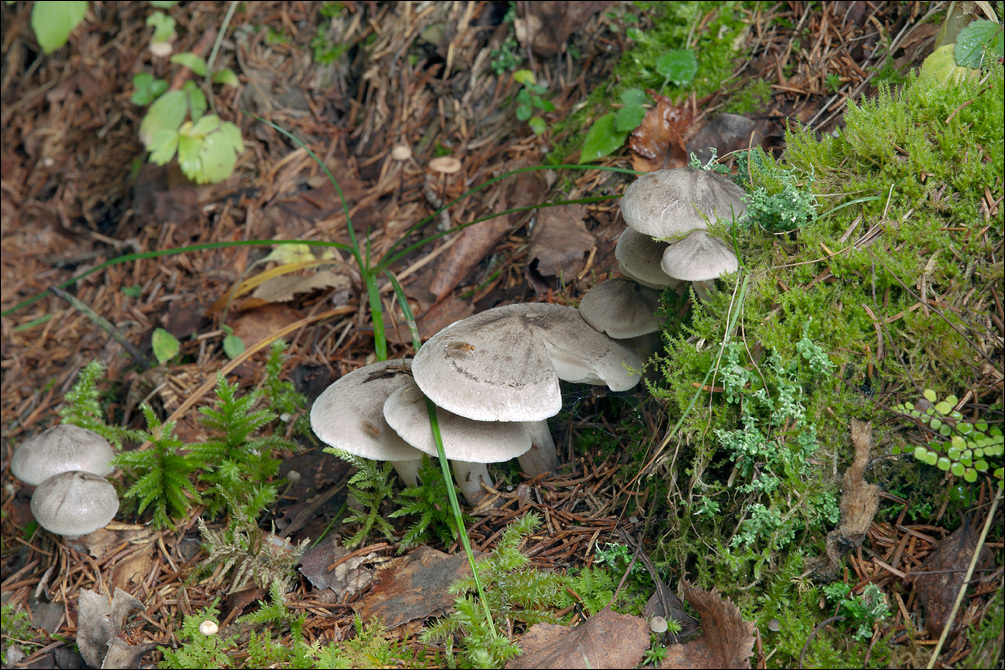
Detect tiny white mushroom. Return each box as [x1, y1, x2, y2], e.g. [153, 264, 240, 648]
[199, 621, 219, 636]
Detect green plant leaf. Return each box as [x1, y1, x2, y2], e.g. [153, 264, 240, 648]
[656, 49, 698, 87]
[31, 0, 88, 55]
[516, 103, 532, 121]
[528, 117, 546, 136]
[937, 456, 951, 471]
[177, 133, 203, 179]
[512, 69, 535, 85]
[186, 114, 222, 137]
[581, 113, 628, 162]
[223, 333, 245, 359]
[954, 20, 1004, 68]
[148, 129, 180, 164]
[171, 52, 208, 77]
[212, 68, 240, 87]
[615, 87, 647, 132]
[150, 0, 180, 7]
[183, 82, 207, 122]
[152, 328, 181, 365]
[139, 89, 188, 147]
[923, 389, 937, 402]
[198, 128, 241, 184]
[951, 462, 965, 477]
[146, 11, 176, 43]
[963, 468, 978, 483]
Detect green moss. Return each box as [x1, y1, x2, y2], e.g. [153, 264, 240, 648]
[721, 78, 773, 115]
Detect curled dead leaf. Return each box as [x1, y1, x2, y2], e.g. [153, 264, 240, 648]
[508, 606, 649, 669]
[659, 580, 756, 669]
[629, 92, 693, 173]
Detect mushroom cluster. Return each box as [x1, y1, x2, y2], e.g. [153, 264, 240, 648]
[311, 303, 642, 505]
[614, 167, 744, 301]
[11, 424, 119, 538]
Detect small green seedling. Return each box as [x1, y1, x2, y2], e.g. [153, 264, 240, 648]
[892, 390, 1004, 483]
[220, 325, 245, 359]
[513, 70, 555, 136]
[152, 328, 181, 366]
[656, 48, 697, 89]
[822, 582, 890, 641]
[580, 87, 647, 162]
[30, 0, 88, 54]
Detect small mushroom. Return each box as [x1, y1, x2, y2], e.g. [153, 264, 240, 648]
[427, 156, 462, 174]
[614, 228, 681, 290]
[620, 167, 747, 239]
[659, 230, 739, 301]
[11, 424, 115, 487]
[391, 145, 412, 162]
[30, 471, 119, 538]
[310, 360, 425, 487]
[579, 278, 662, 339]
[383, 382, 532, 504]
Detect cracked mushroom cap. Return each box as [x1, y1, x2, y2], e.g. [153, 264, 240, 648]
[620, 167, 747, 238]
[579, 278, 663, 339]
[310, 359, 424, 462]
[412, 303, 641, 422]
[31, 470, 119, 537]
[659, 230, 739, 282]
[614, 228, 680, 289]
[383, 382, 532, 463]
[11, 424, 115, 486]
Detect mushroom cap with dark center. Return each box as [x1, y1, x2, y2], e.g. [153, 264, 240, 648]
[383, 382, 531, 463]
[579, 278, 663, 339]
[615, 228, 679, 289]
[310, 359, 423, 462]
[412, 303, 642, 422]
[620, 167, 747, 238]
[31, 471, 119, 537]
[660, 230, 739, 282]
[11, 424, 115, 486]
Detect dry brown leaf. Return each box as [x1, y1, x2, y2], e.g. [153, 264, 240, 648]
[359, 546, 478, 628]
[515, 1, 614, 56]
[912, 514, 994, 636]
[810, 420, 880, 579]
[508, 606, 649, 669]
[526, 204, 595, 294]
[76, 587, 145, 669]
[428, 166, 547, 300]
[629, 93, 693, 173]
[111, 549, 154, 592]
[245, 270, 349, 306]
[299, 540, 392, 601]
[659, 580, 756, 669]
[686, 114, 775, 166]
[227, 304, 304, 349]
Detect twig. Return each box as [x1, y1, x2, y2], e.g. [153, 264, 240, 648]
[799, 615, 845, 668]
[48, 286, 151, 370]
[926, 485, 1003, 669]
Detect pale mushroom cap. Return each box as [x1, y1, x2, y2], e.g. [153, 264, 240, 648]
[428, 156, 462, 174]
[615, 228, 680, 289]
[383, 382, 531, 463]
[660, 230, 739, 282]
[620, 167, 747, 238]
[310, 359, 424, 462]
[413, 303, 643, 422]
[11, 424, 115, 486]
[579, 278, 662, 339]
[412, 304, 565, 422]
[31, 471, 119, 537]
[391, 145, 412, 161]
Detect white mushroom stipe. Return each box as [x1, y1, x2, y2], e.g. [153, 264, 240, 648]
[518, 421, 558, 476]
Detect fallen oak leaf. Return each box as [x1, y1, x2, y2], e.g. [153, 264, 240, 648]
[629, 92, 693, 173]
[507, 606, 649, 669]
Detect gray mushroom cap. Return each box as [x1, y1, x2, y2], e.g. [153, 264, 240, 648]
[412, 303, 641, 422]
[579, 278, 662, 339]
[615, 228, 680, 289]
[31, 471, 119, 537]
[659, 230, 739, 282]
[11, 424, 115, 487]
[383, 382, 531, 463]
[310, 359, 423, 462]
[620, 167, 747, 238]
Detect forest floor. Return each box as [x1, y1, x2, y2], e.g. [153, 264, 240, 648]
[1, 2, 1002, 669]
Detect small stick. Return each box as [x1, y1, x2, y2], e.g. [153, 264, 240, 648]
[49, 286, 151, 369]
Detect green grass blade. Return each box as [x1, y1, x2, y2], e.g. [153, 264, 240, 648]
[2, 239, 351, 318]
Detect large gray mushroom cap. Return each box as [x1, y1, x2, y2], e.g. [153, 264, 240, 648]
[412, 303, 641, 422]
[383, 382, 531, 463]
[620, 167, 747, 238]
[12, 424, 114, 486]
[31, 470, 119, 537]
[310, 360, 422, 462]
[659, 230, 739, 282]
[579, 278, 662, 339]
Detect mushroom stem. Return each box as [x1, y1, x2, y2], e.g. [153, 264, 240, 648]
[518, 421, 558, 476]
[450, 461, 492, 506]
[391, 459, 422, 488]
[692, 280, 715, 302]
